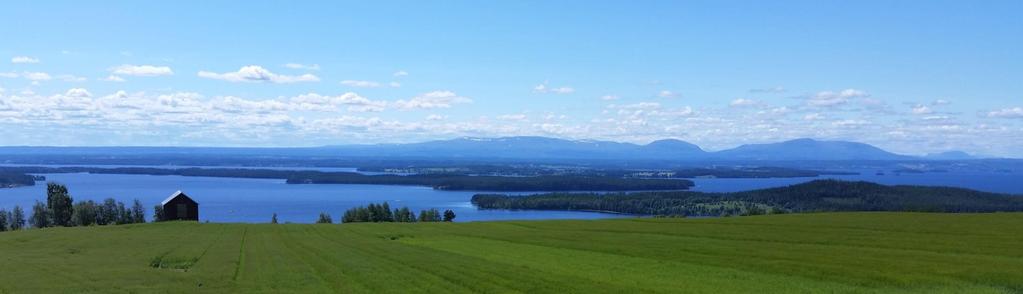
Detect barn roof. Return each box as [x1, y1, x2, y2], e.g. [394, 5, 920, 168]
[161, 190, 196, 206]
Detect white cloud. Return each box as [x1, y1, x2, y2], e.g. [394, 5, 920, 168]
[341, 80, 382, 88]
[284, 63, 320, 70]
[610, 102, 661, 110]
[911, 104, 933, 115]
[65, 88, 93, 98]
[23, 72, 52, 81]
[749, 86, 785, 93]
[807, 88, 869, 107]
[533, 82, 574, 94]
[393, 70, 408, 77]
[425, 114, 445, 121]
[987, 107, 1023, 119]
[198, 65, 318, 83]
[0, 72, 18, 78]
[111, 64, 174, 76]
[103, 75, 126, 82]
[394, 91, 472, 110]
[389, 81, 401, 88]
[11, 56, 40, 64]
[804, 113, 825, 121]
[57, 75, 87, 82]
[932, 99, 950, 106]
[729, 98, 759, 107]
[657, 90, 678, 98]
[600, 95, 619, 101]
[497, 114, 528, 121]
[289, 92, 387, 112]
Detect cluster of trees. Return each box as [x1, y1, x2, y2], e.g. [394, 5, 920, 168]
[291, 173, 694, 192]
[2, 183, 148, 231]
[0, 172, 36, 188]
[1, 166, 694, 192]
[307, 202, 456, 224]
[0, 206, 27, 231]
[472, 180, 1023, 217]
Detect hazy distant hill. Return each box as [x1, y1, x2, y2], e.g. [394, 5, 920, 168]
[923, 151, 976, 160]
[0, 136, 940, 162]
[321, 136, 707, 160]
[335, 137, 912, 161]
[710, 138, 915, 161]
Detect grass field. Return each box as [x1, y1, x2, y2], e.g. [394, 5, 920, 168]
[2, 212, 1022, 293]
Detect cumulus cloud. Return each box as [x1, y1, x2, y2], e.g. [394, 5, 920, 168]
[111, 64, 174, 76]
[11, 56, 40, 64]
[102, 75, 126, 82]
[283, 63, 320, 70]
[803, 113, 825, 121]
[393, 91, 472, 110]
[911, 104, 933, 115]
[198, 65, 318, 83]
[987, 107, 1023, 119]
[497, 114, 528, 121]
[65, 88, 92, 98]
[729, 98, 759, 107]
[22, 72, 52, 81]
[290, 92, 387, 112]
[393, 70, 408, 77]
[657, 90, 678, 98]
[806, 89, 869, 107]
[57, 75, 86, 82]
[533, 82, 574, 94]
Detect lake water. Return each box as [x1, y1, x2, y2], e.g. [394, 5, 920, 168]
[0, 167, 1018, 224]
[0, 173, 631, 223]
[688, 170, 1023, 194]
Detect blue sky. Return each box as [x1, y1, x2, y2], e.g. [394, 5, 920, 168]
[0, 1, 1021, 156]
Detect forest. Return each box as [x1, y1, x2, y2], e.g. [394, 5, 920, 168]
[0, 166, 693, 191]
[471, 179, 1023, 217]
[0, 172, 36, 188]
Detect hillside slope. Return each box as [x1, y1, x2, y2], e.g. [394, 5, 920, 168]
[2, 213, 1022, 293]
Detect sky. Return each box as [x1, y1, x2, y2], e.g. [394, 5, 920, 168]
[0, 1, 1021, 157]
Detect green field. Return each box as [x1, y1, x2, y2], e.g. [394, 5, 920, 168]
[2, 213, 1022, 293]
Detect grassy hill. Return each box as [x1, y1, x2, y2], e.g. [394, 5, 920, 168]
[2, 212, 1023, 293]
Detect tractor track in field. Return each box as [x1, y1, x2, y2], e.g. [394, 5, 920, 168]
[232, 227, 247, 281]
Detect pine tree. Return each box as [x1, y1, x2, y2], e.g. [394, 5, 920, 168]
[131, 199, 146, 223]
[443, 209, 456, 222]
[153, 205, 165, 222]
[316, 212, 333, 224]
[10, 206, 25, 230]
[0, 208, 8, 232]
[271, 213, 279, 224]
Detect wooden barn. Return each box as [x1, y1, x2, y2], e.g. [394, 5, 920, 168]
[161, 191, 199, 221]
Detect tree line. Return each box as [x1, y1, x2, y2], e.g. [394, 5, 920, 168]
[0, 166, 694, 192]
[471, 179, 1023, 217]
[302, 202, 455, 224]
[0, 182, 148, 232]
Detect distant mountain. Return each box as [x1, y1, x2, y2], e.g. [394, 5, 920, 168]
[322, 137, 921, 161]
[0, 136, 939, 162]
[710, 138, 914, 161]
[325, 136, 707, 160]
[923, 151, 976, 160]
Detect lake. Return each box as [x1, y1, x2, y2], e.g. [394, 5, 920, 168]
[688, 170, 1023, 194]
[0, 167, 1019, 224]
[0, 173, 631, 223]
